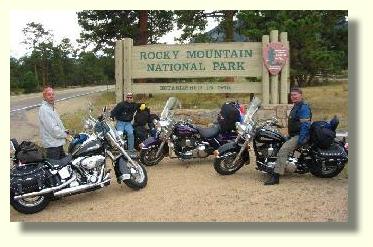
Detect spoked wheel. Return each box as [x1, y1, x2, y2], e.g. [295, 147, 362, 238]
[123, 162, 148, 190]
[213, 151, 245, 175]
[139, 145, 164, 166]
[10, 191, 50, 214]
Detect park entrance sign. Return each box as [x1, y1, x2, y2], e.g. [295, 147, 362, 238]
[115, 30, 289, 104]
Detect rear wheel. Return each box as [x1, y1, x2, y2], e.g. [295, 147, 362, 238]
[213, 151, 245, 175]
[139, 145, 164, 166]
[123, 162, 148, 190]
[10, 191, 50, 214]
[310, 160, 346, 178]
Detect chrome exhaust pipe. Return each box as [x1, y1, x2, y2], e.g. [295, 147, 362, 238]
[14, 174, 77, 200]
[53, 173, 111, 198]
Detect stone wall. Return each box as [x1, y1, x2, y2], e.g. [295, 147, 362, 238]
[160, 104, 294, 131]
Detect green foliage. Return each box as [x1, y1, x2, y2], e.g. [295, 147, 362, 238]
[11, 11, 348, 94]
[21, 71, 39, 93]
[77, 10, 174, 53]
[236, 10, 348, 86]
[174, 10, 238, 43]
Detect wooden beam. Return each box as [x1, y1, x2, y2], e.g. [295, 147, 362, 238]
[115, 40, 124, 103]
[262, 35, 270, 104]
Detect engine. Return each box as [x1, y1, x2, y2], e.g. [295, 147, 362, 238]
[71, 155, 105, 184]
[172, 135, 209, 158]
[80, 155, 105, 170]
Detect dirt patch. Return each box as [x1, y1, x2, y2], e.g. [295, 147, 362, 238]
[10, 156, 348, 222]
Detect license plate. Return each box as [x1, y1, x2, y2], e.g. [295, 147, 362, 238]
[58, 166, 71, 179]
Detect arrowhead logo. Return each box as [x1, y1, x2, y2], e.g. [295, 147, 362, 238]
[263, 42, 289, 76]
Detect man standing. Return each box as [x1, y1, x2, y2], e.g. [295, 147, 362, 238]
[264, 87, 312, 185]
[39, 86, 70, 160]
[110, 92, 140, 154]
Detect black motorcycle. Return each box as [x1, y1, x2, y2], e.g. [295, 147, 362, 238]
[213, 97, 348, 178]
[10, 107, 147, 214]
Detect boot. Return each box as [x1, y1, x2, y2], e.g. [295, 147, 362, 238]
[264, 172, 280, 185]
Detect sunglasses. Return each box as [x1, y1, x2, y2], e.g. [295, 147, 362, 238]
[126, 96, 133, 99]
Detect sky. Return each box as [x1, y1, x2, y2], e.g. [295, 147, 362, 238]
[10, 10, 217, 59]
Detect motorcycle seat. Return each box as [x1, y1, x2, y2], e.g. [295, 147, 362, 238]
[46, 154, 73, 169]
[196, 125, 220, 138]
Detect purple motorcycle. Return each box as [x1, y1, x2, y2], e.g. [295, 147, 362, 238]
[139, 97, 237, 166]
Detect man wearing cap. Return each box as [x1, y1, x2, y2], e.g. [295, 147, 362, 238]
[264, 87, 312, 185]
[39, 86, 71, 159]
[110, 92, 140, 154]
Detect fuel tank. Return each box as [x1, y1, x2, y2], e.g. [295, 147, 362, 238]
[174, 123, 198, 137]
[254, 127, 285, 144]
[69, 135, 104, 157]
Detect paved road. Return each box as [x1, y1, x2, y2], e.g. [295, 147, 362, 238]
[10, 85, 114, 113]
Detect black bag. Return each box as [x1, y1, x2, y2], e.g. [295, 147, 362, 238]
[10, 163, 52, 195]
[218, 102, 241, 132]
[16, 141, 44, 163]
[310, 121, 336, 149]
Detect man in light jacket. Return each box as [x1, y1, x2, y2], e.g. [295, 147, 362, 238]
[39, 86, 70, 159]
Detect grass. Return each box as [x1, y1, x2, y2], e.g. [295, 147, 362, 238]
[302, 81, 348, 129]
[61, 81, 349, 132]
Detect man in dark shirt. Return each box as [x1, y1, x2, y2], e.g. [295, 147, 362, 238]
[110, 92, 140, 153]
[264, 87, 312, 185]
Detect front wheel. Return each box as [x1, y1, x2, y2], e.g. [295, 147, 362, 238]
[123, 162, 148, 190]
[213, 151, 246, 175]
[139, 145, 164, 166]
[10, 191, 50, 214]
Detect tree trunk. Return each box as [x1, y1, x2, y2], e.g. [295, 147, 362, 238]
[138, 10, 148, 46]
[34, 63, 39, 88]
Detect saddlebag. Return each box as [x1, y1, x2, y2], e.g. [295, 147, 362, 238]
[10, 163, 54, 195]
[314, 143, 348, 161]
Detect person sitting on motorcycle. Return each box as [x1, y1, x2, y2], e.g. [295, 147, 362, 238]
[110, 92, 140, 155]
[264, 87, 312, 185]
[133, 103, 154, 147]
[218, 101, 242, 133]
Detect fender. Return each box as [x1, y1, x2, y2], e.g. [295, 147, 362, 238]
[113, 157, 130, 181]
[141, 136, 162, 149]
[216, 142, 250, 163]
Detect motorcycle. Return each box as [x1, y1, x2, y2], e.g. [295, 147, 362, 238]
[10, 106, 148, 214]
[139, 97, 237, 166]
[213, 97, 348, 178]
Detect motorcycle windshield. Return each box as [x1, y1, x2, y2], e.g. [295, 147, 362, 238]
[243, 97, 261, 123]
[160, 97, 178, 119]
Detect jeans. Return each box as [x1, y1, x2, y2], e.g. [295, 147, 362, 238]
[46, 146, 66, 160]
[116, 121, 134, 151]
[274, 136, 299, 175]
